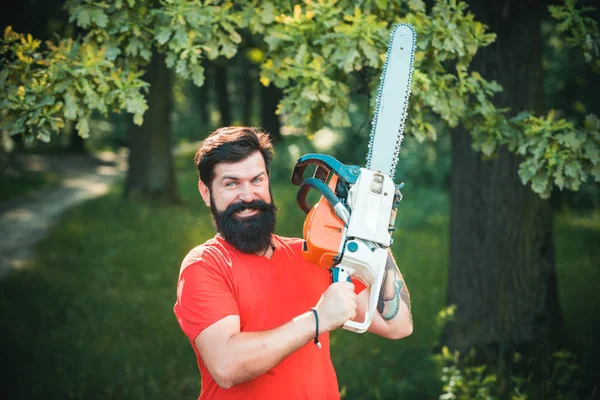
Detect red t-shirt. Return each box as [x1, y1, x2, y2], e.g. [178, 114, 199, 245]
[174, 235, 340, 400]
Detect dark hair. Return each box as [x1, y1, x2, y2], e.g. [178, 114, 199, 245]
[195, 126, 274, 187]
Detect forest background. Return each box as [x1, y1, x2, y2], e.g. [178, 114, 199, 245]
[1, 0, 599, 399]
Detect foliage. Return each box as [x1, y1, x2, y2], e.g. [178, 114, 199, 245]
[67, 0, 244, 85]
[549, 0, 600, 65]
[435, 347, 584, 400]
[436, 347, 502, 400]
[515, 112, 600, 198]
[1, 0, 599, 198]
[0, 26, 148, 142]
[257, 0, 497, 135]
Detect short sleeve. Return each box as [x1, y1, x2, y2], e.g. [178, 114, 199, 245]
[174, 259, 239, 342]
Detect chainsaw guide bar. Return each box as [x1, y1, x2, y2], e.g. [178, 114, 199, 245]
[366, 23, 416, 179]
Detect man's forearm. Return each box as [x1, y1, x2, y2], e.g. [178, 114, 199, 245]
[380, 267, 412, 333]
[364, 251, 413, 339]
[204, 311, 318, 388]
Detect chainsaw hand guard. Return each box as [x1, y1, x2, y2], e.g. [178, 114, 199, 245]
[291, 153, 360, 187]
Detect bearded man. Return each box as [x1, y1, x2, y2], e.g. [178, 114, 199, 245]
[174, 126, 413, 400]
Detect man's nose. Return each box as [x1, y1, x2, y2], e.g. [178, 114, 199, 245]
[238, 183, 254, 202]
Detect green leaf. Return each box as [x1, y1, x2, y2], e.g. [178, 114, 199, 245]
[73, 6, 92, 28]
[564, 161, 580, 177]
[530, 171, 549, 197]
[221, 42, 237, 59]
[155, 28, 173, 45]
[37, 127, 51, 143]
[190, 64, 205, 87]
[75, 117, 90, 138]
[173, 27, 187, 48]
[64, 92, 78, 120]
[90, 9, 109, 28]
[261, 2, 276, 24]
[318, 92, 331, 103]
[554, 168, 565, 190]
[557, 131, 581, 149]
[407, 0, 425, 12]
[584, 141, 600, 164]
[359, 41, 380, 68]
[230, 31, 242, 44]
[39, 96, 55, 107]
[105, 42, 122, 60]
[481, 138, 496, 156]
[139, 48, 152, 62]
[124, 95, 147, 115]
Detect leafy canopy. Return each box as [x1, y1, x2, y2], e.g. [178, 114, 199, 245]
[1, 0, 598, 198]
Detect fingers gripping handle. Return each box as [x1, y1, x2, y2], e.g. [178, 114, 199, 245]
[331, 249, 388, 333]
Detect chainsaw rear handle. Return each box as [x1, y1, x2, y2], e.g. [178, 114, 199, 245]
[331, 254, 388, 333]
[297, 177, 338, 214]
[291, 154, 360, 187]
[297, 178, 350, 224]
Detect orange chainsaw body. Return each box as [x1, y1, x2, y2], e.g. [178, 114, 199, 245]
[302, 176, 345, 269]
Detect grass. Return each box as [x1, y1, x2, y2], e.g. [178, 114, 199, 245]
[0, 170, 58, 202]
[0, 156, 598, 399]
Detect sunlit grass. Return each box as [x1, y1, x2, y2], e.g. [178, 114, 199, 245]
[0, 155, 598, 399]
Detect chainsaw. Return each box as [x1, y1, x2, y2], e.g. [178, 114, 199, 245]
[290, 24, 416, 333]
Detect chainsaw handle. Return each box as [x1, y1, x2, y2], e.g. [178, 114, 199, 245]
[291, 153, 360, 186]
[297, 178, 349, 221]
[332, 251, 388, 334]
[331, 266, 353, 283]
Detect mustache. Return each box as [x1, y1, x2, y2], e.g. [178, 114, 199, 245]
[222, 200, 275, 217]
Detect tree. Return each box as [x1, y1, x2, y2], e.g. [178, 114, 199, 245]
[214, 62, 231, 126]
[125, 51, 177, 201]
[2, 0, 599, 372]
[446, 0, 564, 361]
[1, 0, 245, 200]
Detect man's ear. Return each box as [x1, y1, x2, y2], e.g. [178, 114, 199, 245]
[198, 180, 211, 207]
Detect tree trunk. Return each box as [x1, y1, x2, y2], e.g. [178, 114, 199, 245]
[215, 64, 231, 127]
[242, 58, 255, 126]
[125, 51, 178, 202]
[260, 84, 283, 143]
[69, 130, 86, 153]
[445, 0, 564, 361]
[194, 61, 210, 132]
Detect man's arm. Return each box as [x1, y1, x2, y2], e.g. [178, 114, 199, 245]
[195, 281, 357, 389]
[356, 251, 413, 339]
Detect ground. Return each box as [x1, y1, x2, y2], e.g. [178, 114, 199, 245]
[0, 151, 126, 279]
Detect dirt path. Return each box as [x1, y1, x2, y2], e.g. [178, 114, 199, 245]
[0, 151, 127, 279]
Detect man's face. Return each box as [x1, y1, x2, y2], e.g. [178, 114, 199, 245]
[198, 151, 276, 253]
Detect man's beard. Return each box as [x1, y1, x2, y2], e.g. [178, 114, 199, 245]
[210, 194, 277, 254]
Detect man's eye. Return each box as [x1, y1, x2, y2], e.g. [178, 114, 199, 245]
[225, 181, 237, 187]
[253, 177, 263, 183]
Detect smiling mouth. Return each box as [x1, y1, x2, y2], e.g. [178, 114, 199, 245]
[235, 208, 259, 217]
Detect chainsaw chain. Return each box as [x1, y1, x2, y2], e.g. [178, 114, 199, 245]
[366, 23, 416, 179]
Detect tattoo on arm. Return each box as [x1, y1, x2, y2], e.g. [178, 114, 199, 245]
[380, 251, 412, 323]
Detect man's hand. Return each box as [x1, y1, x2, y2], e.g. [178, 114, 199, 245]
[314, 281, 358, 332]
